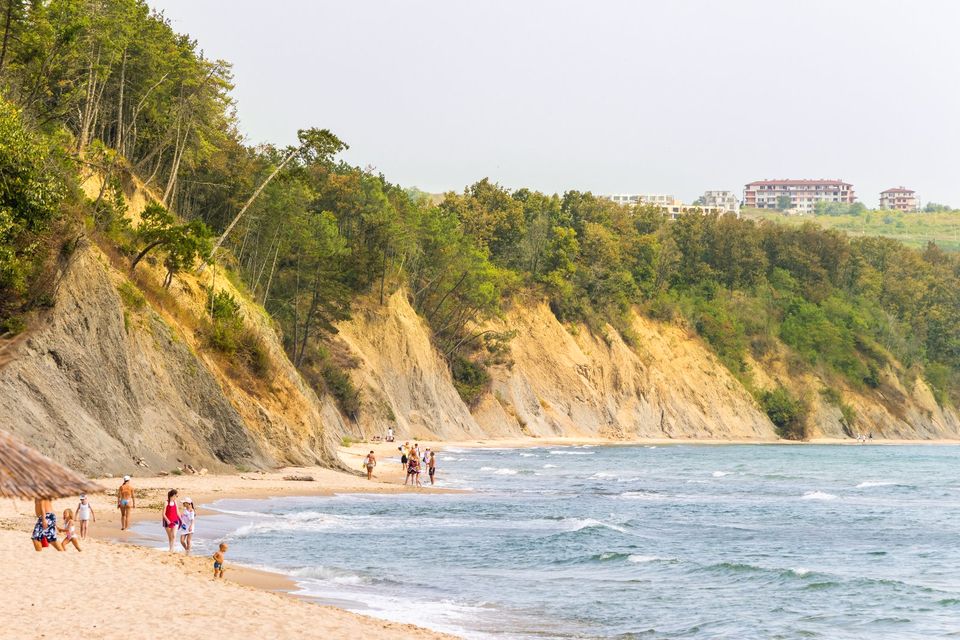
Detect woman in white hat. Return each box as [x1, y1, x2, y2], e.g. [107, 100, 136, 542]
[117, 475, 135, 531]
[178, 497, 195, 554]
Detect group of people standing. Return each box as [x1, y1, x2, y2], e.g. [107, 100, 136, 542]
[161, 488, 196, 553]
[399, 442, 437, 487]
[30, 494, 94, 552]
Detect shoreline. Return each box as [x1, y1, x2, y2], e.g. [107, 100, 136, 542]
[3, 435, 959, 639]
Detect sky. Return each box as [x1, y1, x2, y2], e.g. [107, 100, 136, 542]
[150, 0, 960, 207]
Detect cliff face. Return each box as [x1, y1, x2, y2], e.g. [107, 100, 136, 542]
[472, 303, 776, 440]
[0, 173, 348, 476]
[2, 179, 957, 477]
[0, 238, 348, 476]
[334, 294, 960, 444]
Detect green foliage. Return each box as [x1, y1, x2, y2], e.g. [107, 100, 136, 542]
[203, 289, 269, 377]
[451, 356, 491, 407]
[131, 202, 211, 287]
[776, 195, 792, 211]
[0, 316, 27, 335]
[321, 362, 360, 418]
[3, 0, 959, 420]
[759, 387, 808, 439]
[117, 281, 146, 311]
[0, 98, 68, 320]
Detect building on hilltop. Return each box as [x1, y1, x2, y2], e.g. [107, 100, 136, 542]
[743, 179, 855, 214]
[663, 203, 726, 220]
[602, 192, 736, 219]
[879, 187, 918, 212]
[700, 190, 740, 216]
[606, 193, 675, 207]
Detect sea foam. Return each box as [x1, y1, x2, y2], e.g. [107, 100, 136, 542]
[800, 491, 838, 501]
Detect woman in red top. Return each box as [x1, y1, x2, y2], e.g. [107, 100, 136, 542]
[162, 489, 180, 551]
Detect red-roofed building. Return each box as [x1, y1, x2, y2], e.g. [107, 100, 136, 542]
[879, 187, 918, 212]
[743, 179, 855, 214]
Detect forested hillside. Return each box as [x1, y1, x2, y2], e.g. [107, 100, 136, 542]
[1, 0, 958, 445]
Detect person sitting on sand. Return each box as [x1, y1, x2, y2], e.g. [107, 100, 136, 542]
[59, 509, 81, 551]
[162, 489, 180, 552]
[386, 427, 394, 442]
[117, 475, 136, 531]
[363, 450, 377, 480]
[212, 543, 228, 579]
[75, 494, 94, 539]
[428, 451, 437, 486]
[179, 497, 195, 554]
[31, 498, 63, 551]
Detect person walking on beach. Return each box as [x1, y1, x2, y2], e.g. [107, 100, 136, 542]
[59, 509, 81, 551]
[117, 475, 136, 530]
[400, 443, 409, 469]
[75, 494, 95, 539]
[31, 498, 63, 551]
[363, 450, 377, 480]
[428, 451, 437, 486]
[212, 543, 228, 578]
[162, 489, 181, 552]
[179, 497, 195, 554]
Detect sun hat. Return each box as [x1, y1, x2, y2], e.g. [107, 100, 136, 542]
[123, 475, 131, 482]
[182, 497, 193, 504]
[79, 494, 86, 499]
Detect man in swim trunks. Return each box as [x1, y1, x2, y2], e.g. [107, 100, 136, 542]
[31, 497, 63, 551]
[117, 475, 136, 530]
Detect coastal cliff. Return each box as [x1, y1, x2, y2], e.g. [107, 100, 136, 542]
[2, 180, 958, 476]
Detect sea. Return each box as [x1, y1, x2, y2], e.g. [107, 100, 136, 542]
[134, 444, 960, 639]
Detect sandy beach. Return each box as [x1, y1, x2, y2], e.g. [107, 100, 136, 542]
[2, 435, 957, 640]
[0, 443, 457, 640]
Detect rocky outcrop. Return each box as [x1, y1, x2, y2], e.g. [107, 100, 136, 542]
[0, 238, 344, 476]
[472, 302, 776, 440]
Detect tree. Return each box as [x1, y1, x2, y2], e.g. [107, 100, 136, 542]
[776, 195, 792, 211]
[209, 127, 347, 259]
[0, 98, 67, 317]
[130, 202, 211, 287]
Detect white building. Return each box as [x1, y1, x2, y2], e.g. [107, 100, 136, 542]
[605, 193, 675, 207]
[700, 190, 740, 216]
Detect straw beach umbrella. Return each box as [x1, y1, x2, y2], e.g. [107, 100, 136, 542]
[0, 429, 105, 499]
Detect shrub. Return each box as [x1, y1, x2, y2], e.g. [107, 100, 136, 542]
[117, 281, 146, 311]
[451, 356, 490, 407]
[322, 362, 360, 418]
[759, 386, 808, 440]
[0, 315, 26, 335]
[203, 289, 270, 377]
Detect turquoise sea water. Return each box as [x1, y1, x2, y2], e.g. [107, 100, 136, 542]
[139, 444, 960, 639]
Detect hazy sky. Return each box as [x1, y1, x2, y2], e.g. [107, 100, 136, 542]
[151, 0, 960, 207]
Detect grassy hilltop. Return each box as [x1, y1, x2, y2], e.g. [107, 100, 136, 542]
[741, 207, 960, 253]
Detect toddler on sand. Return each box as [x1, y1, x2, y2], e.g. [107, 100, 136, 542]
[59, 509, 81, 551]
[213, 543, 228, 578]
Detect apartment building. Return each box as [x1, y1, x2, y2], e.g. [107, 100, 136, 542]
[744, 179, 855, 213]
[606, 193, 675, 207]
[664, 203, 725, 220]
[700, 190, 740, 216]
[879, 187, 918, 212]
